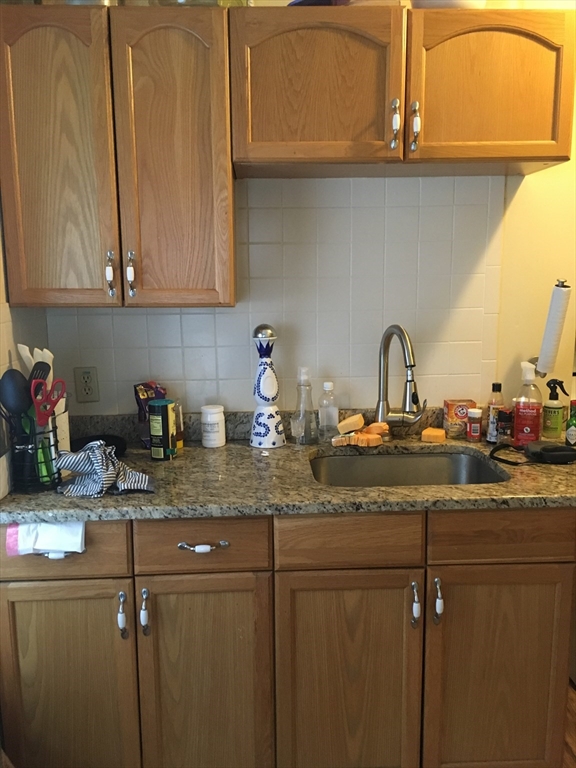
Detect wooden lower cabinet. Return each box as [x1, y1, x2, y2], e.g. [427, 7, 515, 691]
[135, 571, 274, 768]
[275, 568, 424, 768]
[422, 563, 574, 768]
[0, 578, 141, 768]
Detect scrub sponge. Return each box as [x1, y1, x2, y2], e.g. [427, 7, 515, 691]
[421, 427, 446, 443]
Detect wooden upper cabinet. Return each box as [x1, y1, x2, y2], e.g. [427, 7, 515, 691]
[423, 564, 574, 768]
[230, 7, 406, 165]
[0, 7, 120, 306]
[111, 8, 235, 307]
[407, 10, 575, 162]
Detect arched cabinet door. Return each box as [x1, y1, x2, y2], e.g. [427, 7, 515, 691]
[406, 10, 575, 162]
[0, 7, 121, 307]
[111, 8, 235, 307]
[231, 7, 406, 165]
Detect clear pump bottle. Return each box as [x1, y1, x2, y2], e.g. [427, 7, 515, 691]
[513, 361, 542, 447]
[318, 382, 339, 442]
[290, 367, 318, 445]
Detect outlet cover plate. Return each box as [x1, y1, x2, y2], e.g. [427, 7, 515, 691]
[74, 366, 100, 403]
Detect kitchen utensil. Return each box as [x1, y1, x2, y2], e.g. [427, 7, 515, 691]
[28, 361, 51, 397]
[0, 369, 33, 432]
[17, 344, 34, 375]
[42, 349, 54, 387]
[31, 379, 66, 427]
[0, 369, 35, 484]
[33, 348, 43, 363]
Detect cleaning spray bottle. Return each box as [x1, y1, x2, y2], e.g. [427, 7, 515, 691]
[566, 371, 576, 447]
[513, 361, 542, 447]
[542, 379, 569, 439]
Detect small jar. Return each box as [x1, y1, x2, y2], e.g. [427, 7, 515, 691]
[496, 408, 514, 445]
[466, 407, 483, 442]
[201, 405, 226, 448]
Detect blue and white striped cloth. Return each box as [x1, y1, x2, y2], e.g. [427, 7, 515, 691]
[56, 440, 154, 498]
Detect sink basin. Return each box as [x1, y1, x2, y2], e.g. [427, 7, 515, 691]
[310, 450, 510, 487]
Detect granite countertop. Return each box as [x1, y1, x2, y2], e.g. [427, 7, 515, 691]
[0, 439, 574, 523]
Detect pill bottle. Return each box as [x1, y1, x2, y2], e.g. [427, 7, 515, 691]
[201, 405, 226, 448]
[466, 408, 483, 442]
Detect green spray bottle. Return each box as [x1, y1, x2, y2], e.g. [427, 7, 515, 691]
[542, 379, 569, 439]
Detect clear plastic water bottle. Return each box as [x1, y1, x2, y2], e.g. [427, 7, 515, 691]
[290, 367, 318, 444]
[318, 381, 339, 442]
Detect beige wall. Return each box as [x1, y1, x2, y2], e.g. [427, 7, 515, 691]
[498, 95, 576, 399]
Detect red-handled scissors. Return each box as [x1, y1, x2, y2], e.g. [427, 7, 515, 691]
[31, 379, 66, 427]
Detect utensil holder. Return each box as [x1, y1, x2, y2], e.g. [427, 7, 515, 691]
[10, 414, 61, 493]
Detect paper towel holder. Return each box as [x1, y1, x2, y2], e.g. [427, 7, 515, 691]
[531, 278, 571, 378]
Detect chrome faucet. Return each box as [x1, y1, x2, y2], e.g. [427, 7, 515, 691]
[376, 324, 426, 426]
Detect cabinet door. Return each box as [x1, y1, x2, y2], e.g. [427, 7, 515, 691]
[231, 7, 406, 165]
[135, 572, 274, 768]
[0, 7, 121, 307]
[111, 8, 235, 307]
[407, 10, 575, 161]
[276, 568, 424, 768]
[0, 578, 141, 768]
[423, 564, 574, 768]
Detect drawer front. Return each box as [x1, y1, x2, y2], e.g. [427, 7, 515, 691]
[274, 513, 425, 570]
[428, 508, 576, 564]
[0, 521, 132, 580]
[134, 518, 272, 574]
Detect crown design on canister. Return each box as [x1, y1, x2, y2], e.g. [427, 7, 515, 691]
[252, 324, 277, 359]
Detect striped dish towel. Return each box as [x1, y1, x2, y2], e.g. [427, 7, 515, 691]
[56, 440, 154, 498]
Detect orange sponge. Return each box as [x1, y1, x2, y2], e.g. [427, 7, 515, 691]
[421, 427, 446, 443]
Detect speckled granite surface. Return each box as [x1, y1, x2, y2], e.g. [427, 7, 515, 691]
[1, 439, 574, 523]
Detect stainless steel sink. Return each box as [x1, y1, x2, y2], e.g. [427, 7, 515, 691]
[310, 451, 510, 487]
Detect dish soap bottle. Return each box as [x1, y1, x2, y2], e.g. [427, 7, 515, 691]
[318, 381, 339, 442]
[290, 367, 318, 445]
[486, 382, 504, 444]
[513, 361, 542, 447]
[566, 371, 576, 447]
[542, 379, 569, 439]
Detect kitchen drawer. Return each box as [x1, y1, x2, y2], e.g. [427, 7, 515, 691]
[133, 517, 272, 574]
[427, 508, 576, 564]
[274, 513, 425, 570]
[0, 521, 132, 580]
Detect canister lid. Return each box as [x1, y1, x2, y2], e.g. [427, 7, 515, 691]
[201, 404, 224, 415]
[467, 408, 482, 418]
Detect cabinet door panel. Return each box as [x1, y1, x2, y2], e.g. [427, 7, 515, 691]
[136, 572, 274, 768]
[407, 10, 575, 161]
[0, 7, 121, 306]
[423, 564, 574, 768]
[0, 579, 141, 768]
[276, 568, 424, 768]
[231, 7, 406, 163]
[111, 8, 234, 307]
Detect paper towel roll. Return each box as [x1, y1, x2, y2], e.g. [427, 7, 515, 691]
[536, 280, 572, 375]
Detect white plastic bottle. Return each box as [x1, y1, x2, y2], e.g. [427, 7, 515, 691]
[513, 362, 542, 447]
[318, 382, 339, 442]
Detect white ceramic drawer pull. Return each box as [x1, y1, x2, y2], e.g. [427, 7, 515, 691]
[140, 588, 150, 635]
[433, 577, 444, 625]
[410, 101, 421, 152]
[117, 591, 128, 639]
[411, 581, 421, 628]
[178, 540, 230, 554]
[390, 98, 401, 150]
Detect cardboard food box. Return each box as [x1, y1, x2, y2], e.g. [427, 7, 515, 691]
[443, 399, 476, 439]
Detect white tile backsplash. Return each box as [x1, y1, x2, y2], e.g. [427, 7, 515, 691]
[45, 176, 502, 414]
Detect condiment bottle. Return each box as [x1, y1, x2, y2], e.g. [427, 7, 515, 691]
[486, 382, 504, 444]
[496, 408, 514, 445]
[466, 407, 483, 442]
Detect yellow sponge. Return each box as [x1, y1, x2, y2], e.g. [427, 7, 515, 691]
[337, 413, 365, 434]
[421, 427, 446, 443]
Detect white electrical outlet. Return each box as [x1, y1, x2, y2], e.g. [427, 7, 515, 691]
[74, 366, 100, 403]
